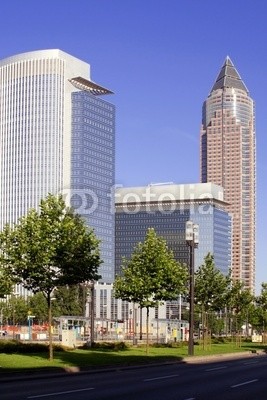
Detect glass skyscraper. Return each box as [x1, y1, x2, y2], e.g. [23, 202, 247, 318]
[0, 49, 115, 284]
[115, 183, 232, 277]
[200, 57, 256, 291]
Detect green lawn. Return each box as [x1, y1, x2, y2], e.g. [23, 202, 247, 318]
[0, 341, 266, 374]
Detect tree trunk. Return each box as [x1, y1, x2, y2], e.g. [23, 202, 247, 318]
[48, 294, 53, 361]
[140, 307, 143, 340]
[146, 307, 149, 355]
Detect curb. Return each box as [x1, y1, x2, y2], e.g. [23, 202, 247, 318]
[0, 361, 182, 383]
[0, 350, 266, 383]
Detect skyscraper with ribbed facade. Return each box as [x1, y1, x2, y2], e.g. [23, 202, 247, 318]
[0, 49, 115, 285]
[115, 183, 232, 278]
[200, 57, 256, 291]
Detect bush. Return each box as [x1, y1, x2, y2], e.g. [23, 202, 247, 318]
[87, 341, 128, 351]
[211, 337, 227, 344]
[151, 341, 188, 348]
[0, 340, 66, 354]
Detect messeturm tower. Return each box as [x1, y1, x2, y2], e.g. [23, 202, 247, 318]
[200, 57, 256, 291]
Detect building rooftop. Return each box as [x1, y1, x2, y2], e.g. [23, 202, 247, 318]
[115, 182, 226, 205]
[210, 56, 249, 94]
[69, 76, 113, 96]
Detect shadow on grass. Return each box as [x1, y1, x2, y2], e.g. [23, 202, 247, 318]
[240, 342, 267, 352]
[0, 340, 185, 375]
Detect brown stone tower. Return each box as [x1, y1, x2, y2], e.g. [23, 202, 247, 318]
[200, 57, 256, 291]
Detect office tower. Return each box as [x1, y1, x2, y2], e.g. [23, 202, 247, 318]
[0, 50, 115, 284]
[115, 183, 232, 277]
[200, 57, 256, 291]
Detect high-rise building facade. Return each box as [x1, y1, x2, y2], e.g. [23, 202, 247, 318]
[200, 57, 256, 291]
[115, 183, 232, 277]
[0, 49, 115, 284]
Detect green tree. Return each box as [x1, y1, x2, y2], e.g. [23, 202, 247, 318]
[28, 292, 49, 324]
[255, 283, 267, 333]
[114, 228, 189, 352]
[194, 253, 230, 338]
[0, 194, 101, 360]
[2, 295, 28, 337]
[0, 266, 14, 299]
[249, 302, 264, 334]
[11, 296, 29, 325]
[226, 280, 254, 335]
[52, 285, 85, 317]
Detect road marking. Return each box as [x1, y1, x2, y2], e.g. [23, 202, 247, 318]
[205, 366, 227, 371]
[231, 379, 258, 388]
[27, 388, 94, 398]
[144, 374, 179, 382]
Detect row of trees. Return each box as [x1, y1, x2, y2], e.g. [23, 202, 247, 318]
[3, 255, 266, 337]
[0, 194, 266, 356]
[113, 228, 267, 351]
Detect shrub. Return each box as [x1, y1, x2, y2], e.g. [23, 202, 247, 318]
[151, 341, 188, 348]
[0, 340, 66, 354]
[88, 341, 128, 351]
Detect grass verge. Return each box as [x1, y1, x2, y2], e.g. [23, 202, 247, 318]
[0, 339, 266, 374]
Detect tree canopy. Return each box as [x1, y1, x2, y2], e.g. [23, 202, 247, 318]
[114, 228, 189, 307]
[194, 253, 230, 312]
[0, 194, 102, 299]
[0, 267, 14, 299]
[226, 280, 254, 317]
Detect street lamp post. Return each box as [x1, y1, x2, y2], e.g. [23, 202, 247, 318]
[186, 221, 199, 356]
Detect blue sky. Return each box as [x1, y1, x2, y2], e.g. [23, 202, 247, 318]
[0, 0, 266, 293]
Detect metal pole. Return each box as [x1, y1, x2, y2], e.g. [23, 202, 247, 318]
[179, 294, 182, 322]
[0, 307, 3, 335]
[133, 305, 137, 345]
[28, 317, 32, 341]
[188, 243, 195, 356]
[186, 221, 198, 356]
[156, 313, 159, 344]
[178, 294, 182, 341]
[90, 283, 95, 345]
[13, 305, 15, 339]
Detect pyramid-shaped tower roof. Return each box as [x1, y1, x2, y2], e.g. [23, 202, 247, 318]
[210, 56, 249, 94]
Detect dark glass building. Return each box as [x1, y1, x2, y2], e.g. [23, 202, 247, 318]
[115, 183, 232, 277]
[71, 91, 115, 283]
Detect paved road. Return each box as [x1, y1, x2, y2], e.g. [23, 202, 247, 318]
[2, 354, 267, 399]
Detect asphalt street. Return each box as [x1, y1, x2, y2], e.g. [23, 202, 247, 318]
[1, 352, 267, 399]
